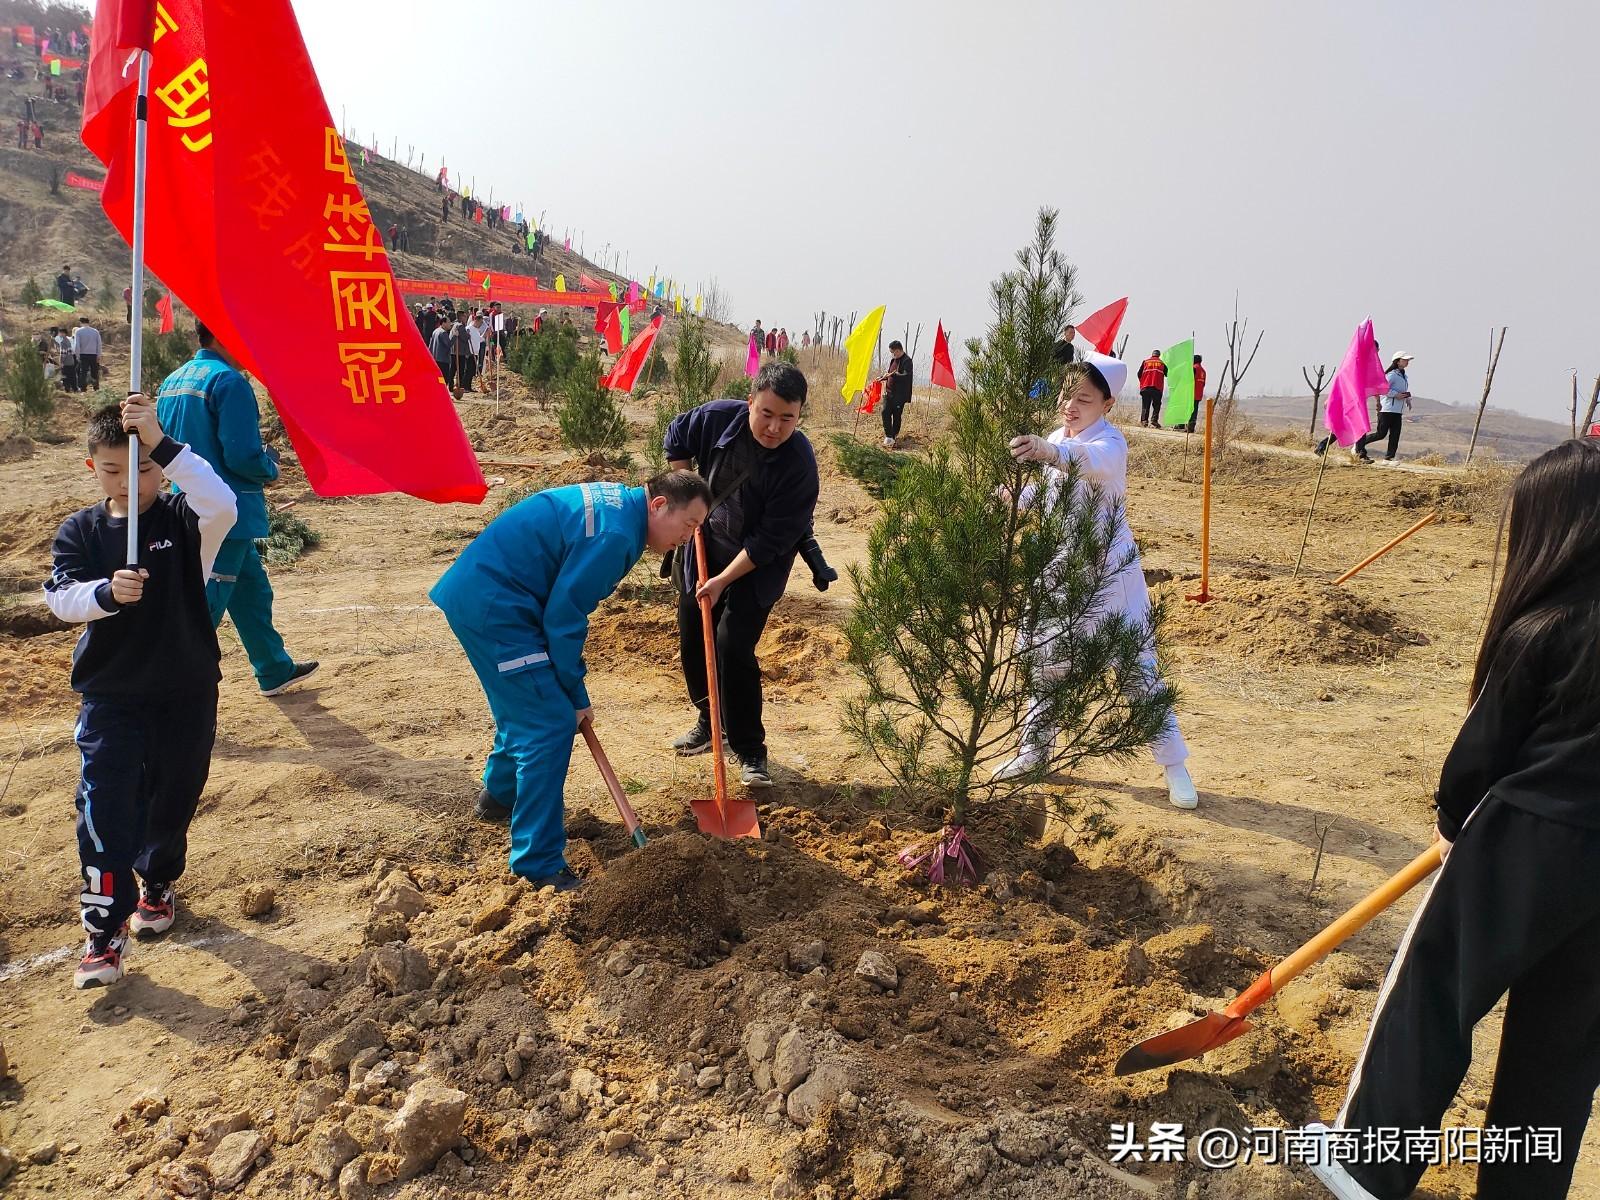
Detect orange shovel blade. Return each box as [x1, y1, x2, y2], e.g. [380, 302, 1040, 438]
[1113, 1012, 1251, 1077]
[690, 794, 762, 840]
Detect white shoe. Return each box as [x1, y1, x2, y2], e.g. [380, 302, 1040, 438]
[1164, 764, 1199, 809]
[1303, 1123, 1379, 1200]
[991, 751, 1043, 782]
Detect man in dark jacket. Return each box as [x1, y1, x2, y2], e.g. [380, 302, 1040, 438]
[881, 339, 913, 449]
[663, 363, 820, 787]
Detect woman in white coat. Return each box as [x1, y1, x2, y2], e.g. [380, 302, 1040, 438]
[997, 352, 1199, 809]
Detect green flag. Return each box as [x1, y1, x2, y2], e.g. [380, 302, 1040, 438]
[37, 298, 75, 312]
[620, 307, 630, 348]
[1162, 338, 1196, 427]
[50, 58, 61, 76]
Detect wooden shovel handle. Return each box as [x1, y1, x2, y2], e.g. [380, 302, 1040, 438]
[1225, 843, 1442, 1019]
[580, 718, 642, 833]
[692, 530, 729, 810]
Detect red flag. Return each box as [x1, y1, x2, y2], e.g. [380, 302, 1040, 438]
[602, 315, 664, 393]
[931, 321, 957, 390]
[859, 378, 884, 414]
[81, 0, 484, 503]
[112, 0, 157, 49]
[579, 272, 604, 292]
[155, 292, 174, 334]
[601, 305, 622, 354]
[1075, 297, 1129, 356]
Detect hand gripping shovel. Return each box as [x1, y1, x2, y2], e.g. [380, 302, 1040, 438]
[580, 717, 647, 850]
[688, 529, 761, 840]
[1114, 843, 1442, 1076]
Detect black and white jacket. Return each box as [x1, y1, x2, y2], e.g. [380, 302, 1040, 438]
[45, 438, 237, 696]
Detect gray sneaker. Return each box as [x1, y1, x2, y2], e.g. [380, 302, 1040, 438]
[671, 722, 712, 756]
[738, 755, 773, 788]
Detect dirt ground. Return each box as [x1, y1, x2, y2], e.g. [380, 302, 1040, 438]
[0, 360, 1591, 1200]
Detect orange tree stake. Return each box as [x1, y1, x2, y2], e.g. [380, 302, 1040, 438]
[1333, 511, 1439, 586]
[1186, 395, 1214, 603]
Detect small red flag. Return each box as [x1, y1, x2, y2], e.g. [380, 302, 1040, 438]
[602, 305, 622, 355]
[112, 0, 156, 50]
[931, 321, 957, 390]
[859, 379, 884, 414]
[1075, 297, 1129, 356]
[155, 292, 174, 334]
[602, 315, 664, 393]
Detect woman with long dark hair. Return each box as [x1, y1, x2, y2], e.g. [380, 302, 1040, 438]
[1310, 437, 1600, 1199]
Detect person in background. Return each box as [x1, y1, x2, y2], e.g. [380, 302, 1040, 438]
[430, 473, 711, 890]
[765, 328, 777, 357]
[1052, 322, 1078, 366]
[1181, 354, 1205, 434]
[777, 328, 789, 355]
[45, 397, 236, 987]
[1137, 349, 1166, 427]
[801, 331, 811, 350]
[428, 315, 453, 389]
[1353, 352, 1414, 464]
[750, 319, 765, 350]
[1308, 437, 1600, 1200]
[56, 263, 75, 306]
[53, 325, 78, 392]
[664, 363, 820, 789]
[123, 285, 133, 324]
[72, 315, 102, 392]
[1001, 354, 1200, 810]
[450, 314, 476, 396]
[156, 323, 319, 698]
[881, 339, 914, 450]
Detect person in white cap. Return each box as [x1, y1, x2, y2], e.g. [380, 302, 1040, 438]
[997, 352, 1200, 809]
[1353, 352, 1414, 463]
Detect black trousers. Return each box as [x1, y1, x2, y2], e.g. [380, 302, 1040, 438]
[881, 400, 907, 441]
[1139, 388, 1162, 425]
[435, 358, 452, 388]
[454, 355, 474, 392]
[78, 353, 100, 390]
[1355, 411, 1404, 459]
[676, 584, 773, 760]
[1340, 797, 1600, 1200]
[74, 691, 218, 940]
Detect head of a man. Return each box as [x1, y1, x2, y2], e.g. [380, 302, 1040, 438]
[1060, 323, 1076, 341]
[643, 469, 712, 553]
[195, 320, 238, 369]
[889, 339, 904, 360]
[747, 362, 807, 450]
[1057, 362, 1115, 437]
[85, 404, 161, 513]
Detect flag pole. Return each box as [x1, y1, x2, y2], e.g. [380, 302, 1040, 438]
[1292, 445, 1331, 578]
[1186, 394, 1214, 604]
[126, 47, 153, 569]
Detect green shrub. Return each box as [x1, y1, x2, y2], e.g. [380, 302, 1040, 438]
[557, 353, 628, 455]
[830, 432, 904, 499]
[5, 342, 54, 433]
[19, 277, 43, 307]
[257, 508, 321, 566]
[141, 330, 196, 395]
[778, 345, 799, 365]
[720, 375, 752, 401]
[510, 325, 581, 410]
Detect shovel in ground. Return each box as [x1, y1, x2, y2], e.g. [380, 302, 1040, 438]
[580, 717, 647, 850]
[1113, 843, 1442, 1076]
[687, 529, 761, 840]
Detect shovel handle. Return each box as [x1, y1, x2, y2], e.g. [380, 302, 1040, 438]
[693, 530, 730, 814]
[1224, 843, 1442, 1020]
[580, 718, 647, 847]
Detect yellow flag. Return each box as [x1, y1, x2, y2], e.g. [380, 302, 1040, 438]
[841, 305, 886, 404]
[554, 274, 566, 293]
[694, 294, 702, 314]
[675, 294, 684, 315]
[647, 274, 656, 295]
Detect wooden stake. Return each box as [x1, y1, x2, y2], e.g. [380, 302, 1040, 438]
[1466, 327, 1507, 464]
[1302, 364, 1329, 442]
[1584, 373, 1600, 433]
[1292, 444, 1331, 578]
[1186, 396, 1215, 603]
[1333, 512, 1439, 585]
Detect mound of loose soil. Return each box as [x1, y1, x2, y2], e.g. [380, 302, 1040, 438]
[572, 831, 741, 956]
[586, 599, 848, 687]
[1156, 574, 1425, 665]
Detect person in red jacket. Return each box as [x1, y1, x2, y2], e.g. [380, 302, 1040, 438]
[765, 329, 777, 357]
[1182, 354, 1206, 433]
[1137, 351, 1166, 427]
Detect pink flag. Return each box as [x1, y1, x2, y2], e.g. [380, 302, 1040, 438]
[1324, 319, 1389, 447]
[625, 280, 640, 304]
[745, 336, 760, 378]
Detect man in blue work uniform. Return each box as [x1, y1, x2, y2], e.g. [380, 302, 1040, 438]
[157, 324, 318, 696]
[664, 362, 820, 787]
[431, 471, 711, 891]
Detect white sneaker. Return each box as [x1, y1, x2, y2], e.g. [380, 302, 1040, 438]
[1164, 764, 1199, 809]
[991, 751, 1043, 782]
[1303, 1123, 1379, 1200]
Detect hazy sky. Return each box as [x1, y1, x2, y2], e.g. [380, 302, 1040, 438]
[299, 1, 1595, 423]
